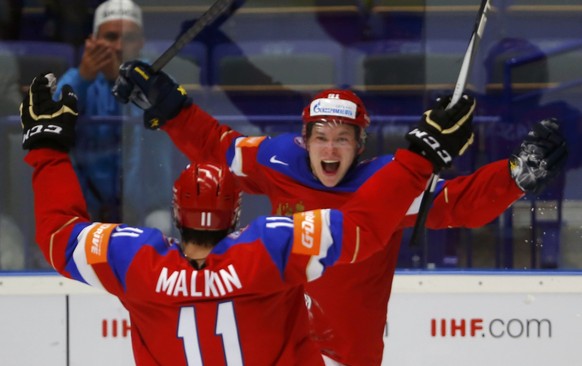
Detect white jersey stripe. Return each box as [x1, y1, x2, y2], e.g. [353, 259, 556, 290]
[266, 222, 294, 229]
[305, 209, 333, 281]
[115, 227, 143, 234]
[266, 216, 294, 229]
[73, 224, 106, 290]
[406, 193, 424, 215]
[230, 137, 246, 177]
[111, 232, 140, 238]
[111, 226, 143, 238]
[266, 217, 293, 222]
[406, 178, 444, 215]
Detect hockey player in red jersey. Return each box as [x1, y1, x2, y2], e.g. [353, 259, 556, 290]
[23, 73, 476, 365]
[113, 61, 568, 365]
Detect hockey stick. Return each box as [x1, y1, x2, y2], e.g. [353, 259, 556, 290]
[409, 0, 491, 250]
[151, 0, 243, 72]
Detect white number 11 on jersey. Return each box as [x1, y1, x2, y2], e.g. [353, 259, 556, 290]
[178, 301, 244, 365]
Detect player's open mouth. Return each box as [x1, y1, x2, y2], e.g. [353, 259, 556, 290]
[322, 160, 340, 173]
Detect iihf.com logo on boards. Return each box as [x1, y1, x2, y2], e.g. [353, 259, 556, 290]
[383, 317, 553, 339]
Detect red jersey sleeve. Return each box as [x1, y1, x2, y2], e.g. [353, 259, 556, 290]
[402, 159, 524, 229]
[336, 149, 433, 261]
[162, 103, 242, 163]
[24, 149, 91, 272]
[162, 104, 268, 194]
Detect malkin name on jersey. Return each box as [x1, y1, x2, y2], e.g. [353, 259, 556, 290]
[155, 265, 242, 297]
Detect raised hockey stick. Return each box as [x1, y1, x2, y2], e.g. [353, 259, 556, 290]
[151, 0, 243, 72]
[409, 0, 492, 250]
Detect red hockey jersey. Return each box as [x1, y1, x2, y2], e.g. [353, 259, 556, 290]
[162, 105, 524, 365]
[26, 147, 432, 366]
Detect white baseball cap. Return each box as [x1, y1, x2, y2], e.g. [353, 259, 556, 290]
[93, 0, 143, 34]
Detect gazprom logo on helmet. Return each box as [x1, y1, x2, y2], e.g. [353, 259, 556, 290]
[310, 98, 357, 120]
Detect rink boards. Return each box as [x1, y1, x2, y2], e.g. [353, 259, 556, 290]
[0, 272, 581, 366]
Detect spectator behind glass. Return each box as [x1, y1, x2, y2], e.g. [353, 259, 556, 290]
[54, 0, 143, 116]
[54, 0, 177, 234]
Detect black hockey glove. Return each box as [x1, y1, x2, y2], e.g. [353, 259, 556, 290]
[112, 60, 192, 130]
[20, 73, 78, 152]
[405, 94, 476, 171]
[509, 118, 568, 194]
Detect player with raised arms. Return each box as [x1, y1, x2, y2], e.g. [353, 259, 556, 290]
[113, 60, 567, 365]
[23, 73, 474, 364]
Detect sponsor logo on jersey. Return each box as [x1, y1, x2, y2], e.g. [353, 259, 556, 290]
[86, 223, 118, 264]
[236, 136, 267, 148]
[310, 98, 357, 120]
[292, 210, 322, 256]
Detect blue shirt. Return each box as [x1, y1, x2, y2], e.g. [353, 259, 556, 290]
[55, 68, 142, 117]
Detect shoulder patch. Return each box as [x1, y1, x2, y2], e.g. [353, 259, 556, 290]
[292, 210, 322, 256]
[85, 223, 118, 264]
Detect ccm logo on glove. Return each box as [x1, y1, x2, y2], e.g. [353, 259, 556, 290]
[20, 73, 78, 152]
[22, 125, 64, 144]
[407, 128, 453, 166]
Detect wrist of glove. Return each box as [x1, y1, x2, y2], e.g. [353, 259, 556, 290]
[509, 118, 568, 194]
[20, 73, 78, 152]
[405, 94, 475, 171]
[113, 60, 191, 130]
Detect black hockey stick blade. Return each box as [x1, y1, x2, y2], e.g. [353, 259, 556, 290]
[151, 0, 244, 72]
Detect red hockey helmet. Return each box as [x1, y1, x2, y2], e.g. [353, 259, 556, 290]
[302, 89, 370, 129]
[172, 163, 241, 231]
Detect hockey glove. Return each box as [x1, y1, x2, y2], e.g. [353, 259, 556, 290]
[405, 94, 476, 171]
[112, 60, 191, 130]
[509, 118, 568, 194]
[20, 73, 78, 152]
